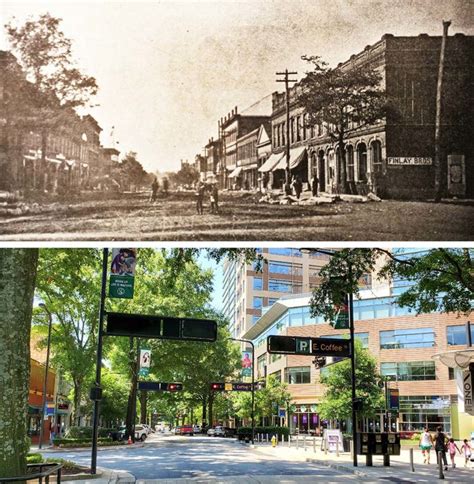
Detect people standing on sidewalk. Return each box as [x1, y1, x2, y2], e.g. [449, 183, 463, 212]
[311, 172, 319, 197]
[448, 438, 461, 468]
[419, 427, 433, 464]
[210, 183, 219, 214]
[461, 439, 472, 467]
[150, 177, 159, 202]
[434, 426, 449, 471]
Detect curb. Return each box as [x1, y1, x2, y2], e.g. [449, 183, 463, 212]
[42, 443, 146, 453]
[61, 467, 135, 484]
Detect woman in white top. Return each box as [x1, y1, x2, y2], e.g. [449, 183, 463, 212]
[419, 427, 433, 464]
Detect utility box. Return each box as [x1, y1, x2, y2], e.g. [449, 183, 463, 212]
[357, 432, 400, 456]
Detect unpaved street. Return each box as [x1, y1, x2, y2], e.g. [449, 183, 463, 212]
[0, 191, 472, 241]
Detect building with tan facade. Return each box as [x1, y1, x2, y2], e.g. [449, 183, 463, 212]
[242, 290, 474, 440]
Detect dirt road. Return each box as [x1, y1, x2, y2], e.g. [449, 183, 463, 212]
[0, 191, 472, 241]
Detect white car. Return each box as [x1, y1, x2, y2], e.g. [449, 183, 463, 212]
[207, 427, 216, 436]
[142, 424, 153, 435]
[134, 424, 148, 441]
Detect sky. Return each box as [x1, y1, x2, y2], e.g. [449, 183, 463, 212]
[197, 251, 224, 311]
[1, 0, 472, 173]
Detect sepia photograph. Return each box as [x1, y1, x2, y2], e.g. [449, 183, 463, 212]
[0, 0, 473, 241]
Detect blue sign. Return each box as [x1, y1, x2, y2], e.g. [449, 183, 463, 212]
[279, 408, 286, 418]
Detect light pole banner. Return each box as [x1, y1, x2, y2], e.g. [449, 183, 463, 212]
[241, 351, 252, 377]
[109, 249, 137, 298]
[139, 349, 151, 377]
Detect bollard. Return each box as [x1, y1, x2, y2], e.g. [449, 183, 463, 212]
[296, 436, 299, 450]
[438, 451, 445, 479]
[266, 433, 269, 443]
[409, 448, 415, 472]
[303, 435, 307, 451]
[336, 437, 340, 457]
[383, 454, 390, 467]
[313, 436, 316, 453]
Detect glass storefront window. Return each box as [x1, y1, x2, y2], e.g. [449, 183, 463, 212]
[447, 325, 474, 345]
[398, 396, 451, 433]
[380, 328, 435, 349]
[380, 361, 436, 381]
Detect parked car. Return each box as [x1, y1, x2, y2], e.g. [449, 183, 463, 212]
[179, 425, 194, 436]
[207, 427, 216, 436]
[109, 426, 127, 441]
[212, 426, 236, 437]
[142, 424, 154, 435]
[134, 424, 148, 441]
[193, 425, 201, 434]
[174, 426, 181, 435]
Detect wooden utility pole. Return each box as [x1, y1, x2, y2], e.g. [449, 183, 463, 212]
[434, 20, 451, 202]
[276, 70, 297, 194]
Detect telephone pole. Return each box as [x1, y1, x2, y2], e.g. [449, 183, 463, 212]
[276, 69, 297, 193]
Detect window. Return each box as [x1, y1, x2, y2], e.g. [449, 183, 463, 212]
[252, 315, 260, 324]
[268, 261, 302, 275]
[380, 328, 435, 349]
[355, 332, 369, 348]
[380, 361, 436, 381]
[399, 396, 451, 433]
[270, 353, 281, 363]
[346, 145, 354, 181]
[371, 140, 383, 173]
[284, 366, 311, 384]
[270, 370, 282, 382]
[448, 367, 455, 380]
[257, 354, 267, 379]
[447, 325, 474, 346]
[268, 297, 279, 306]
[253, 277, 263, 290]
[269, 279, 293, 292]
[253, 296, 263, 309]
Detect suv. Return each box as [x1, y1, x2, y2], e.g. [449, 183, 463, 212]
[134, 424, 148, 441]
[179, 425, 194, 436]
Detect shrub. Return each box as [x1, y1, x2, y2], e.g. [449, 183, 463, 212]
[27, 453, 43, 464]
[65, 426, 114, 439]
[53, 437, 113, 446]
[237, 426, 289, 441]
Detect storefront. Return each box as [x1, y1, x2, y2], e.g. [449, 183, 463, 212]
[289, 404, 320, 435]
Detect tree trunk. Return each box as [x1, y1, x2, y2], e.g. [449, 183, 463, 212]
[202, 396, 207, 427]
[208, 393, 214, 427]
[72, 380, 82, 426]
[338, 131, 347, 194]
[0, 249, 39, 479]
[139, 391, 147, 424]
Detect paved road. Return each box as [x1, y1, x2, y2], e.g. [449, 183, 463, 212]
[42, 434, 361, 481]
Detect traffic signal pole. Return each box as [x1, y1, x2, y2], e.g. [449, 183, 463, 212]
[232, 337, 255, 445]
[91, 248, 108, 474]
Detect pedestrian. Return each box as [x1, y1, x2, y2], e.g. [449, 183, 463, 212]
[162, 177, 169, 195]
[210, 183, 219, 214]
[419, 427, 433, 464]
[311, 172, 319, 197]
[195, 182, 204, 215]
[150, 177, 159, 202]
[447, 437, 461, 468]
[294, 175, 303, 199]
[461, 439, 472, 467]
[434, 426, 449, 471]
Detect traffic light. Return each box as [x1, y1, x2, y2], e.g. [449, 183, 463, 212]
[210, 382, 225, 391]
[167, 383, 183, 392]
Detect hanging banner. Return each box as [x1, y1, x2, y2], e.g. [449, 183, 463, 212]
[331, 295, 349, 329]
[109, 249, 137, 299]
[241, 351, 252, 377]
[138, 349, 151, 377]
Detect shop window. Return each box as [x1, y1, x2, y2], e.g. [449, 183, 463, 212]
[346, 145, 355, 181]
[447, 325, 474, 346]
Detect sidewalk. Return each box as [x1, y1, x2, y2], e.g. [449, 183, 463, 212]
[245, 440, 474, 482]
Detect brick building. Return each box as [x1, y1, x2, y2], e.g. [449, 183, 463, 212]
[269, 33, 474, 198]
[243, 292, 474, 439]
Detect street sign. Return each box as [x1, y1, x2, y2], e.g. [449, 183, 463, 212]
[210, 382, 225, 391]
[387, 388, 400, 411]
[267, 335, 350, 357]
[109, 248, 137, 299]
[138, 368, 149, 377]
[105, 312, 217, 342]
[210, 382, 254, 392]
[232, 382, 253, 392]
[138, 381, 183, 392]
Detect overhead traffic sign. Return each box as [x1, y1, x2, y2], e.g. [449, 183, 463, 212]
[267, 335, 350, 357]
[105, 312, 217, 342]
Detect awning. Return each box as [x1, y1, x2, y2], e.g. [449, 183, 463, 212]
[242, 163, 258, 171]
[273, 146, 307, 171]
[258, 152, 284, 173]
[432, 348, 474, 368]
[228, 166, 242, 178]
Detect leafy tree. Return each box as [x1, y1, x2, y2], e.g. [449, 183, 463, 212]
[310, 248, 473, 322]
[100, 370, 129, 427]
[119, 151, 149, 191]
[298, 56, 388, 192]
[318, 340, 384, 421]
[0, 249, 38, 478]
[5, 13, 98, 189]
[34, 249, 102, 425]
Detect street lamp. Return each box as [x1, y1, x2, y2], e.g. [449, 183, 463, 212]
[38, 303, 53, 450]
[231, 337, 255, 445]
[300, 248, 358, 467]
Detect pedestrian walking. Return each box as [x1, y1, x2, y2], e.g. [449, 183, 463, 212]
[293, 175, 303, 199]
[210, 183, 219, 213]
[196, 182, 204, 215]
[419, 427, 433, 464]
[434, 426, 449, 471]
[150, 177, 159, 202]
[447, 438, 461, 468]
[162, 177, 169, 195]
[461, 439, 472, 467]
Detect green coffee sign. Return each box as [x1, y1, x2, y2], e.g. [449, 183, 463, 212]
[109, 249, 137, 299]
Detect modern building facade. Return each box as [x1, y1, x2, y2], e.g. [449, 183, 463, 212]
[222, 248, 331, 340]
[242, 290, 474, 439]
